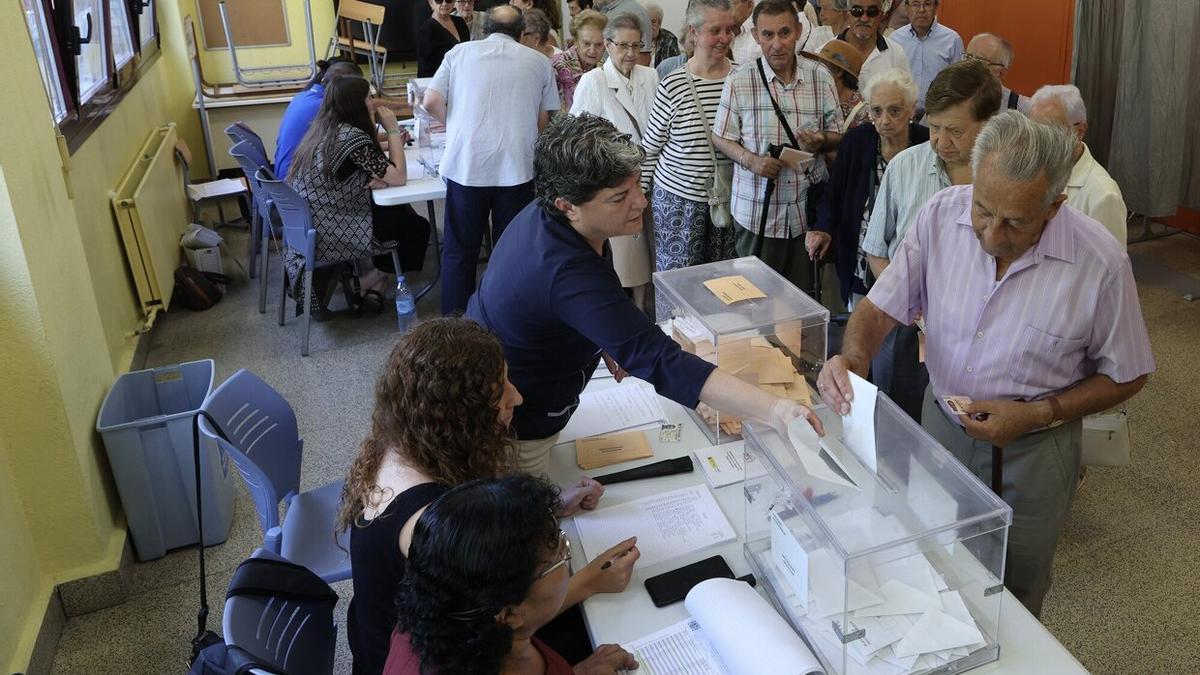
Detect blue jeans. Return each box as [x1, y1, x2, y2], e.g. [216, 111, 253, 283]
[441, 179, 534, 315]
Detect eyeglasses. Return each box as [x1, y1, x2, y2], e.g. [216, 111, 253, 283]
[849, 5, 881, 18]
[607, 39, 642, 52]
[433, 0, 453, 4]
[537, 531, 572, 579]
[961, 52, 1006, 69]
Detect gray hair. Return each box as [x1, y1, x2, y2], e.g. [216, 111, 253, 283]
[830, 0, 849, 9]
[484, 5, 525, 39]
[535, 113, 644, 217]
[604, 13, 643, 40]
[971, 111, 1076, 206]
[686, 0, 732, 30]
[523, 8, 552, 41]
[1030, 84, 1088, 125]
[971, 32, 1013, 67]
[862, 68, 918, 108]
[644, 1, 664, 20]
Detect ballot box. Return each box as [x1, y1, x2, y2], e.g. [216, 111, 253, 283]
[654, 256, 829, 443]
[740, 392, 1013, 675]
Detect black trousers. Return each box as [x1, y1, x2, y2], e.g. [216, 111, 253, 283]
[372, 203, 431, 274]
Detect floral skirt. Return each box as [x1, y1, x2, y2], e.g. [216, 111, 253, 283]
[651, 185, 738, 271]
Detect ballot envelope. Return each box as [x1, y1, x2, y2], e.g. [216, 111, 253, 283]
[653, 256, 829, 443]
[740, 394, 1014, 675]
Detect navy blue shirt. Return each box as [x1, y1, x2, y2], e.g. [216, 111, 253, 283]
[274, 84, 325, 179]
[467, 202, 716, 440]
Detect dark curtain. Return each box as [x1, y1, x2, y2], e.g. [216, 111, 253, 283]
[1074, 0, 1200, 216]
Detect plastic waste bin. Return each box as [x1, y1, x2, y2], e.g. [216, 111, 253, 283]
[96, 359, 235, 560]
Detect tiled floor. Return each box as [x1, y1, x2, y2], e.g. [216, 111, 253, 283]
[47, 229, 1200, 674]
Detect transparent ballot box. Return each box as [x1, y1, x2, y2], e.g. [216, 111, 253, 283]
[742, 393, 1013, 675]
[653, 256, 829, 443]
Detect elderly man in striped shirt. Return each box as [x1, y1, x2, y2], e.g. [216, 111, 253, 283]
[818, 111, 1154, 616]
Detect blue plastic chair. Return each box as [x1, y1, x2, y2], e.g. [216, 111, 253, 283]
[225, 122, 270, 167]
[197, 369, 350, 581]
[230, 142, 275, 310]
[223, 549, 336, 675]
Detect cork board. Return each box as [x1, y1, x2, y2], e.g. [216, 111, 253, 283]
[198, 0, 290, 49]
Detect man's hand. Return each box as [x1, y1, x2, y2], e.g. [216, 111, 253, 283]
[576, 537, 639, 594]
[768, 398, 825, 437]
[573, 644, 639, 674]
[751, 154, 785, 179]
[796, 129, 825, 152]
[558, 478, 604, 517]
[961, 399, 1051, 448]
[601, 353, 628, 382]
[816, 354, 867, 416]
[805, 230, 831, 261]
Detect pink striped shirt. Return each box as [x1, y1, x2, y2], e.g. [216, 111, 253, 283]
[868, 185, 1154, 420]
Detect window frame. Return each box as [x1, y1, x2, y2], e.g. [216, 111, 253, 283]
[23, 0, 162, 152]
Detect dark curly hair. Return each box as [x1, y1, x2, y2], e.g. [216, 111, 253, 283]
[396, 474, 563, 674]
[336, 318, 517, 534]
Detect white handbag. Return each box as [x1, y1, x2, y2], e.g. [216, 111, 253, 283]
[1081, 408, 1131, 467]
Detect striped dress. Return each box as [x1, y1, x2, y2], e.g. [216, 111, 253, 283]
[641, 62, 738, 271]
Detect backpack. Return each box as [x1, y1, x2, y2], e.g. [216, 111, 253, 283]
[174, 267, 230, 311]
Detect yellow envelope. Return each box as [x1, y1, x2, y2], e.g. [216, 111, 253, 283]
[703, 275, 768, 304]
[576, 430, 654, 470]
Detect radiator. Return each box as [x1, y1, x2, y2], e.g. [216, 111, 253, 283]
[111, 123, 190, 321]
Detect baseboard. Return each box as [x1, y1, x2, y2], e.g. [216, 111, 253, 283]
[24, 590, 65, 675]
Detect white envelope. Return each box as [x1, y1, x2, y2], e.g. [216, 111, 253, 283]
[893, 608, 986, 658]
[808, 549, 884, 618]
[856, 578, 942, 618]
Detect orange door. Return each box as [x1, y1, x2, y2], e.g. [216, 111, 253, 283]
[937, 0, 1076, 95]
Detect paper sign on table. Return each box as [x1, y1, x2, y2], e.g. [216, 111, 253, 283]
[576, 430, 653, 470]
[769, 508, 809, 606]
[703, 275, 767, 304]
[842, 372, 879, 473]
[694, 441, 766, 488]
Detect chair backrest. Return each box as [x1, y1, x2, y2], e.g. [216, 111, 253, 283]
[225, 122, 268, 160]
[230, 141, 272, 209]
[338, 0, 385, 26]
[198, 369, 304, 536]
[223, 548, 337, 675]
[255, 168, 316, 263]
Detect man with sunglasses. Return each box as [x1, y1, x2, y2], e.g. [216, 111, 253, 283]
[965, 32, 1032, 114]
[837, 0, 910, 95]
[889, 0, 963, 118]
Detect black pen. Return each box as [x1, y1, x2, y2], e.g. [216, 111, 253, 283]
[600, 547, 635, 570]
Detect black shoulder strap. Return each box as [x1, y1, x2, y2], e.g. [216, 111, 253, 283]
[227, 557, 339, 605]
[1008, 90, 1020, 110]
[756, 58, 799, 148]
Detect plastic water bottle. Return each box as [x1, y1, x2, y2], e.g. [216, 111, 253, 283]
[395, 274, 417, 334]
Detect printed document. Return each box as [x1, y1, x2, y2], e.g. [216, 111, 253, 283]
[558, 383, 667, 443]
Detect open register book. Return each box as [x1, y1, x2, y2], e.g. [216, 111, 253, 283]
[625, 577, 823, 675]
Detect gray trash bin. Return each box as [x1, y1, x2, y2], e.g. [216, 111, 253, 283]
[96, 359, 235, 560]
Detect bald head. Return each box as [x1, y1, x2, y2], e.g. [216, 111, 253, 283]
[1029, 93, 1086, 153]
[485, 4, 525, 38]
[966, 32, 1012, 79]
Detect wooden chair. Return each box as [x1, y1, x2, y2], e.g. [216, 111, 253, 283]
[328, 0, 389, 92]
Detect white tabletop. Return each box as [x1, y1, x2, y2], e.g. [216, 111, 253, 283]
[545, 376, 1087, 674]
[372, 160, 447, 206]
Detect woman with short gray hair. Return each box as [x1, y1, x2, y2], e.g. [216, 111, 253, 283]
[641, 0, 739, 271]
[465, 113, 826, 475]
[815, 66, 926, 306]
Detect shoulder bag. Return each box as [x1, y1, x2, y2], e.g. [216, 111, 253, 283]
[682, 65, 734, 229]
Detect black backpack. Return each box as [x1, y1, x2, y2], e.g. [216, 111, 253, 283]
[174, 267, 230, 311]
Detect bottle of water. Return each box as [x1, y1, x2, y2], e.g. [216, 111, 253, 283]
[395, 274, 417, 333]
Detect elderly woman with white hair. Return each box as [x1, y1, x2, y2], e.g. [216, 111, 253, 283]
[643, 2, 680, 66]
[570, 13, 659, 309]
[815, 67, 926, 307]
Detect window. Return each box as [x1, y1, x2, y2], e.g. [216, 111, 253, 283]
[21, 0, 70, 123]
[18, 0, 160, 149]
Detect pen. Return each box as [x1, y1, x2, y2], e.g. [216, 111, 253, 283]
[600, 547, 635, 570]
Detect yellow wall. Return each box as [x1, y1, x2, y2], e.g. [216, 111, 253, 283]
[1, 0, 211, 671]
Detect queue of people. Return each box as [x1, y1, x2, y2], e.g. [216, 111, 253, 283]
[265, 2, 1154, 672]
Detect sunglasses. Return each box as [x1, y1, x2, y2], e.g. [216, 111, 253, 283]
[849, 5, 881, 18]
[433, 0, 453, 4]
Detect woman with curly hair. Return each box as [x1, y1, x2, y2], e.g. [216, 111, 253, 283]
[386, 474, 639, 675]
[338, 318, 632, 674]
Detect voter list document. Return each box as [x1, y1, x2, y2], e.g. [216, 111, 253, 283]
[573, 485, 736, 568]
[625, 619, 730, 675]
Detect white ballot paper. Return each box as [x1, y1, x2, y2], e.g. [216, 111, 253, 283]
[787, 418, 859, 490]
[574, 485, 736, 568]
[627, 578, 824, 675]
[558, 383, 668, 443]
[694, 441, 766, 488]
[842, 372, 879, 472]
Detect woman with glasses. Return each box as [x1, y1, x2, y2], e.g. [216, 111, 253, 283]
[417, 0, 471, 77]
[386, 474, 640, 674]
[551, 10, 608, 109]
[569, 13, 659, 311]
[815, 67, 924, 308]
[338, 319, 632, 674]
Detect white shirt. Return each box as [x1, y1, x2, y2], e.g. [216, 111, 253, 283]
[429, 33, 559, 187]
[858, 32, 911, 93]
[1066, 143, 1128, 250]
[732, 13, 814, 65]
[569, 60, 658, 143]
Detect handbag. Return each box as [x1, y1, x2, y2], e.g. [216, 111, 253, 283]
[682, 65, 734, 229]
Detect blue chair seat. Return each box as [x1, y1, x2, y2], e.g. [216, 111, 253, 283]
[280, 480, 351, 583]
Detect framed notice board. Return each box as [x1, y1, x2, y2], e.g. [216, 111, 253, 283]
[197, 0, 291, 49]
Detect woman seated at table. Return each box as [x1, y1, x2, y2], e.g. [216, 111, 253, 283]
[337, 318, 635, 674]
[417, 0, 470, 77]
[816, 67, 924, 308]
[520, 8, 562, 59]
[550, 10, 607, 110]
[288, 75, 430, 316]
[466, 113, 825, 476]
[386, 473, 640, 675]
